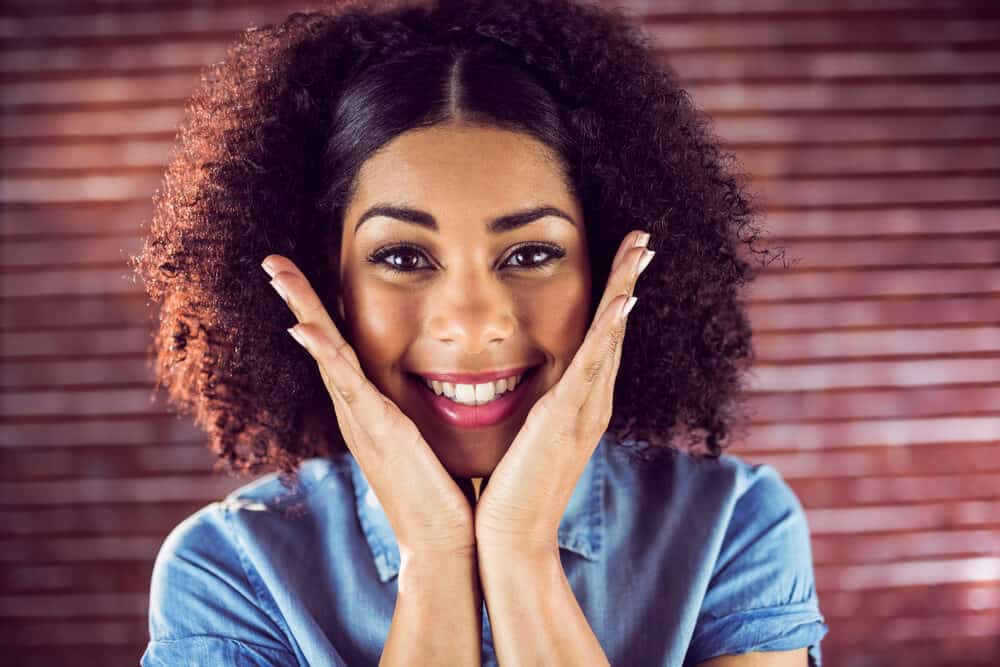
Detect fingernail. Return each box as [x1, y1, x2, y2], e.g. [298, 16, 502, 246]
[287, 326, 307, 348]
[261, 259, 277, 278]
[620, 295, 638, 319]
[637, 249, 655, 275]
[634, 232, 651, 248]
[270, 278, 289, 303]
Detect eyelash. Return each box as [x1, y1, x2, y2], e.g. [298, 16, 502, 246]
[367, 242, 566, 275]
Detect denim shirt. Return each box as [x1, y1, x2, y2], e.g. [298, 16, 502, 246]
[141, 432, 829, 666]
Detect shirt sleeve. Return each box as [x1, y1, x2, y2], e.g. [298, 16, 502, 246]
[684, 464, 830, 667]
[140, 503, 299, 666]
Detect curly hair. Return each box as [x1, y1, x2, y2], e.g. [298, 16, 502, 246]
[129, 0, 781, 484]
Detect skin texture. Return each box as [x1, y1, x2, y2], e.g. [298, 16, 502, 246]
[130, 1, 811, 662]
[698, 648, 808, 667]
[262, 121, 651, 664]
[131, 0, 773, 482]
[262, 122, 806, 665]
[333, 122, 593, 479]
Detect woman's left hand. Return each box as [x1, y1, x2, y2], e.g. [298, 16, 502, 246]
[474, 229, 654, 556]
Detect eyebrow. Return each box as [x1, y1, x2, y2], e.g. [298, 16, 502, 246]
[353, 204, 577, 236]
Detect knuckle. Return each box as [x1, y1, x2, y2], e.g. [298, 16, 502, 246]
[375, 394, 395, 419]
[339, 387, 356, 404]
[608, 322, 625, 349]
[585, 357, 604, 384]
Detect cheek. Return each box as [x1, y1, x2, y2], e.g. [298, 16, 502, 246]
[343, 280, 418, 376]
[519, 273, 592, 363]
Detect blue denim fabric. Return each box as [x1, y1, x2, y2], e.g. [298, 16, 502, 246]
[142, 431, 829, 666]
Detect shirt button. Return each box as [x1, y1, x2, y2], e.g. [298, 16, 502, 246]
[365, 487, 382, 511]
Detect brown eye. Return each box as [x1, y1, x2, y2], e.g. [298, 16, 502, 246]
[367, 242, 566, 275]
[367, 244, 432, 273]
[504, 243, 565, 270]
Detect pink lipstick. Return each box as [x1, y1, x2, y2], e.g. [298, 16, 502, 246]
[409, 365, 540, 428]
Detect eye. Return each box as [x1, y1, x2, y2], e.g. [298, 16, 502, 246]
[367, 243, 433, 274]
[366, 242, 566, 275]
[503, 243, 565, 270]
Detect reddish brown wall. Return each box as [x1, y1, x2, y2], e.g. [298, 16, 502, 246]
[2, 1, 998, 665]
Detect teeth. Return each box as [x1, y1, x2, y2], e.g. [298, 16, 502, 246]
[421, 372, 524, 406]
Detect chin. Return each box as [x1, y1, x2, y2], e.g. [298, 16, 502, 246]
[444, 460, 497, 479]
[428, 433, 509, 479]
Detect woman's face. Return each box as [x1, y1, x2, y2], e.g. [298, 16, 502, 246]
[335, 122, 592, 478]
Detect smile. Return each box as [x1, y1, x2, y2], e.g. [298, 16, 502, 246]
[418, 371, 523, 406]
[408, 365, 541, 428]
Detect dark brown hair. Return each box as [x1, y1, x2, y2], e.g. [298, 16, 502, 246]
[129, 0, 781, 482]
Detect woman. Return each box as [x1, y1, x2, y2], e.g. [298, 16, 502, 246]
[132, 0, 829, 664]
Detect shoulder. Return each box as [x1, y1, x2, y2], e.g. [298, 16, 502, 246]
[675, 448, 796, 508]
[699, 455, 813, 582]
[152, 455, 352, 575]
[680, 456, 827, 665]
[631, 447, 815, 603]
[152, 456, 338, 566]
[606, 440, 800, 529]
[146, 456, 349, 644]
[709, 454, 810, 557]
[607, 442, 812, 569]
[603, 441, 828, 666]
[146, 500, 290, 652]
[149, 501, 236, 607]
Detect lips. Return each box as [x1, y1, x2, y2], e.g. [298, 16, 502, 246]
[408, 364, 542, 428]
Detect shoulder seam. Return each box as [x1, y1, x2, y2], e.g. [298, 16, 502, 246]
[147, 632, 296, 654]
[221, 505, 299, 656]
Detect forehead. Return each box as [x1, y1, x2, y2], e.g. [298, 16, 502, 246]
[346, 124, 579, 222]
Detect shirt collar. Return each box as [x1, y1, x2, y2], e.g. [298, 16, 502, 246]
[348, 432, 609, 583]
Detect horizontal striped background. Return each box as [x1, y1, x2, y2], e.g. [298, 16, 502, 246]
[1, 1, 998, 665]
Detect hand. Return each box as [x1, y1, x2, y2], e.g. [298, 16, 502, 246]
[473, 230, 654, 555]
[260, 255, 477, 558]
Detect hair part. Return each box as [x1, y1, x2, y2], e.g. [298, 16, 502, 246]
[130, 0, 779, 486]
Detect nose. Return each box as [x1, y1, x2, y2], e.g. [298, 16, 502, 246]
[427, 271, 516, 353]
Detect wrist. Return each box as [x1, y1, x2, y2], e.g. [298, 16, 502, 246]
[476, 535, 560, 565]
[397, 528, 477, 565]
[384, 540, 482, 666]
[477, 541, 563, 594]
[398, 549, 482, 608]
[405, 541, 478, 567]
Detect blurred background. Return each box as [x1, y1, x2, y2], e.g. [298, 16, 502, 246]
[1, 0, 998, 665]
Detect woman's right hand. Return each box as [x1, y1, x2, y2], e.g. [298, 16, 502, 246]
[261, 255, 477, 559]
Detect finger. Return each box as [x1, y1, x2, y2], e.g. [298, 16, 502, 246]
[290, 322, 410, 457]
[592, 235, 654, 340]
[552, 266, 644, 413]
[609, 230, 650, 274]
[262, 254, 361, 369]
[592, 292, 633, 418]
[311, 337, 373, 462]
[580, 291, 633, 381]
[548, 293, 630, 420]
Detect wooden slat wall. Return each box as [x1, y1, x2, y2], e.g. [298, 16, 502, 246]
[2, 1, 998, 665]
